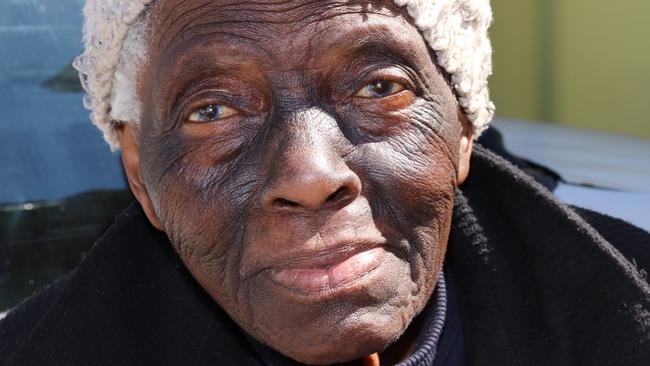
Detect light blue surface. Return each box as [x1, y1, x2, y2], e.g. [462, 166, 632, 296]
[0, 0, 125, 204]
[494, 118, 650, 192]
[0, 81, 125, 203]
[0, 0, 84, 82]
[555, 183, 650, 232]
[495, 118, 649, 232]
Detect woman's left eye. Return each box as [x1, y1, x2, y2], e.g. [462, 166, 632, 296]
[187, 104, 238, 123]
[355, 79, 406, 98]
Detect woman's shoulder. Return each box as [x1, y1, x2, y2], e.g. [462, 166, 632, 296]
[574, 206, 650, 276]
[0, 275, 70, 362]
[0, 204, 260, 365]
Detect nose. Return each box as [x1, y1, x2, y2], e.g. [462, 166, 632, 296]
[260, 111, 361, 213]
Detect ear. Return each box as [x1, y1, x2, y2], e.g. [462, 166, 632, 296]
[456, 110, 473, 186]
[116, 124, 164, 231]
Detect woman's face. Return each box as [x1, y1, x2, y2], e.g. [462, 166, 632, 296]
[123, 0, 472, 363]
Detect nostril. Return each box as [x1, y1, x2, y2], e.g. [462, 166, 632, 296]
[273, 198, 300, 209]
[262, 172, 361, 212]
[326, 186, 349, 204]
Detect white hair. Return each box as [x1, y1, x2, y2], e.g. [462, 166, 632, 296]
[74, 0, 495, 150]
[109, 15, 149, 129]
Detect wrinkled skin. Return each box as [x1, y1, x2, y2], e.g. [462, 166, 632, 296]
[117, 0, 473, 364]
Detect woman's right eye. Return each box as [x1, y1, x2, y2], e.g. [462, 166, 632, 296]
[187, 104, 238, 123]
[355, 79, 406, 99]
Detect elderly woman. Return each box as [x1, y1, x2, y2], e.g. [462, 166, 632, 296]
[1, 0, 649, 365]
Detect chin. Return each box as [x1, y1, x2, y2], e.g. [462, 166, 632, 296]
[232, 253, 429, 365]
[271, 309, 409, 365]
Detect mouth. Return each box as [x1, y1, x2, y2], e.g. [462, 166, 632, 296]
[266, 246, 389, 296]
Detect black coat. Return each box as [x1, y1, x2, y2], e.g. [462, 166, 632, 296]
[2, 146, 649, 365]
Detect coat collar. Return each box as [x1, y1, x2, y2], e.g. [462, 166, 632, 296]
[448, 145, 650, 365]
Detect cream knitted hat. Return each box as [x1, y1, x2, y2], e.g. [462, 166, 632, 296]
[73, 0, 495, 150]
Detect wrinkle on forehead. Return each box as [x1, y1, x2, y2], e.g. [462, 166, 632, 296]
[148, 0, 405, 55]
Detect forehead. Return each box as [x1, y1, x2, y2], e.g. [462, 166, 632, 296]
[147, 0, 424, 67]
[149, 0, 406, 36]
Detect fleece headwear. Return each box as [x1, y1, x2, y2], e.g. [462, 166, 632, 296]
[73, 0, 495, 150]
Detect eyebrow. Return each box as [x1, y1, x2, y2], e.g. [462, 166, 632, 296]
[156, 32, 270, 103]
[163, 30, 272, 66]
[350, 38, 413, 64]
[310, 26, 429, 77]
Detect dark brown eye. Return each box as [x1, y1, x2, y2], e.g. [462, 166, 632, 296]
[355, 80, 405, 98]
[187, 104, 237, 123]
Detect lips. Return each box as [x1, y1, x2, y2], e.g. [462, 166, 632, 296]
[267, 246, 388, 293]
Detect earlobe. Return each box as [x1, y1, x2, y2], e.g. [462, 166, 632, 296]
[115, 123, 164, 231]
[456, 111, 473, 186]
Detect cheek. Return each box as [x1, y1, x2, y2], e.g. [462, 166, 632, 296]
[358, 139, 454, 282]
[139, 133, 261, 314]
[350, 103, 460, 286]
[355, 103, 460, 224]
